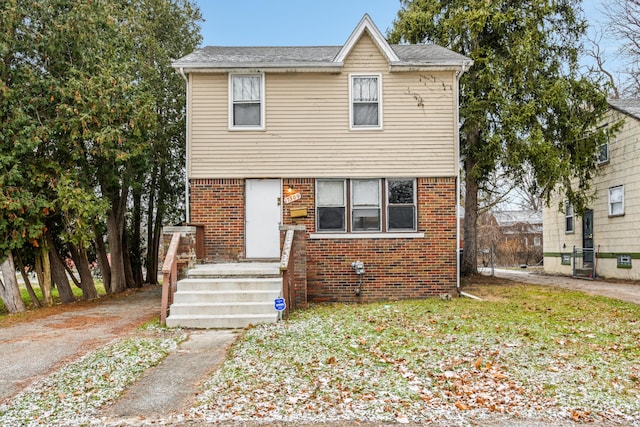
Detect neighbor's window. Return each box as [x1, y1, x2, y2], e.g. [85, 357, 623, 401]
[230, 74, 264, 129]
[565, 202, 574, 233]
[316, 180, 346, 231]
[387, 179, 416, 231]
[350, 74, 381, 128]
[609, 185, 624, 216]
[597, 140, 609, 164]
[351, 179, 381, 231]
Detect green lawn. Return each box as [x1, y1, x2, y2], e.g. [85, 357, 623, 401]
[192, 282, 640, 425]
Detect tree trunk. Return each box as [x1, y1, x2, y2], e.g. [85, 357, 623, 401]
[106, 187, 131, 293]
[94, 230, 111, 293]
[145, 164, 159, 284]
[0, 252, 27, 313]
[35, 249, 53, 306]
[122, 228, 139, 288]
[69, 242, 98, 300]
[462, 133, 481, 276]
[46, 232, 75, 303]
[14, 252, 41, 308]
[130, 184, 144, 287]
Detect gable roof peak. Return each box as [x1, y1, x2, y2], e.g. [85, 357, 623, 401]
[334, 14, 399, 64]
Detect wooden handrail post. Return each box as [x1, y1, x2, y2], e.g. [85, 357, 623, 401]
[160, 233, 181, 325]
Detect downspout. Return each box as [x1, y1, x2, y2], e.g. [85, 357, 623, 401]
[178, 67, 190, 223]
[455, 68, 462, 295]
[454, 60, 472, 295]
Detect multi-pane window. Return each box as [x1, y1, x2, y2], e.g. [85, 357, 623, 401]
[316, 180, 346, 231]
[350, 75, 381, 128]
[316, 178, 416, 233]
[565, 202, 574, 233]
[230, 74, 263, 128]
[609, 185, 624, 216]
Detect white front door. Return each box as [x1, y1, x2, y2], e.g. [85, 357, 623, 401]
[245, 179, 281, 259]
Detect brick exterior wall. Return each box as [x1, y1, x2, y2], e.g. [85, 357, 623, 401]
[190, 179, 245, 261]
[190, 177, 458, 302]
[282, 177, 457, 303]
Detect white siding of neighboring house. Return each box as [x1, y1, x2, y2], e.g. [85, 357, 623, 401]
[187, 32, 457, 179]
[543, 108, 640, 279]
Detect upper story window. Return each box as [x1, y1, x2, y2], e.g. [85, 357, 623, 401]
[609, 185, 624, 216]
[597, 136, 610, 165]
[316, 178, 417, 233]
[229, 74, 264, 130]
[350, 74, 382, 129]
[565, 201, 574, 233]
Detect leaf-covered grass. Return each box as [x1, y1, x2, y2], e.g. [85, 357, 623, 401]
[0, 323, 185, 427]
[193, 283, 640, 425]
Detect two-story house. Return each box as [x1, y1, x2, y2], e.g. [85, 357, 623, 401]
[543, 99, 640, 280]
[171, 15, 472, 305]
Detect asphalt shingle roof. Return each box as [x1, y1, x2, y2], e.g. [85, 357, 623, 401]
[173, 44, 470, 69]
[608, 99, 640, 120]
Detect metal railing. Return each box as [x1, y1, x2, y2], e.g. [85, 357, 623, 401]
[160, 233, 181, 325]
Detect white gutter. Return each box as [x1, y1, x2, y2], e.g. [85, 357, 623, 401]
[454, 62, 471, 295]
[178, 67, 190, 223]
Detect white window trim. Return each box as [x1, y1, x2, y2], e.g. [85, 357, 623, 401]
[608, 185, 625, 216]
[316, 179, 347, 232]
[349, 73, 383, 130]
[386, 178, 417, 232]
[351, 179, 382, 232]
[597, 140, 609, 165]
[565, 202, 574, 234]
[310, 232, 425, 239]
[228, 73, 265, 131]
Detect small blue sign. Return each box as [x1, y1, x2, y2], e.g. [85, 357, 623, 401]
[274, 297, 286, 311]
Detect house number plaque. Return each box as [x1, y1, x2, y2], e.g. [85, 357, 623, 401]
[283, 192, 302, 204]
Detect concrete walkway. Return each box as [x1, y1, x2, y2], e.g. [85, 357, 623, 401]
[100, 329, 238, 420]
[483, 267, 640, 305]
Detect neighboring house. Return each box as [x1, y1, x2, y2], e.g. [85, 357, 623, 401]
[543, 99, 640, 280]
[172, 15, 472, 302]
[477, 210, 542, 267]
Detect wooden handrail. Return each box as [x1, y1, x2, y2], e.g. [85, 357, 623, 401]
[160, 232, 181, 325]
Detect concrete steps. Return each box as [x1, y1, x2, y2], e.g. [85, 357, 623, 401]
[166, 262, 282, 329]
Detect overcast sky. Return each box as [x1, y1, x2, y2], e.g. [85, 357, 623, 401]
[193, 0, 623, 81]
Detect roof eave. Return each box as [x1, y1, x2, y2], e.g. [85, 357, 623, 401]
[173, 62, 344, 73]
[389, 60, 473, 73]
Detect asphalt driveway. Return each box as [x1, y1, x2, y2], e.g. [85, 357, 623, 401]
[484, 267, 640, 305]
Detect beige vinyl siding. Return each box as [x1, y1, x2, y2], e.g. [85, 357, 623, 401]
[189, 33, 457, 178]
[543, 109, 640, 279]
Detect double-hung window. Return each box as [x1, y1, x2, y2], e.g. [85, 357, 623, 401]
[387, 179, 416, 230]
[352, 179, 381, 231]
[565, 202, 574, 233]
[317, 180, 346, 232]
[350, 74, 381, 129]
[316, 178, 416, 233]
[230, 74, 264, 129]
[609, 185, 624, 216]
